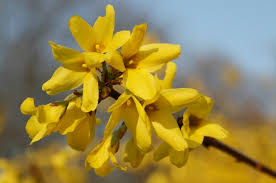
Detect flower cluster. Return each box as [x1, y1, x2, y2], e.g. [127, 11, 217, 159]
[0, 144, 87, 183]
[21, 4, 227, 176]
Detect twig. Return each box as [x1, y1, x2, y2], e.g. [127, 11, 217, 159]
[110, 88, 121, 99]
[203, 136, 276, 178]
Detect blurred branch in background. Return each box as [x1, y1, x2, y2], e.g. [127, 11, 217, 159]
[203, 137, 276, 178]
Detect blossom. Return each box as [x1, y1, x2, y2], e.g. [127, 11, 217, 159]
[21, 97, 95, 151]
[85, 135, 126, 177]
[118, 24, 181, 100]
[104, 92, 152, 152]
[56, 97, 96, 151]
[20, 97, 66, 145]
[153, 95, 228, 168]
[141, 62, 199, 151]
[104, 63, 200, 154]
[42, 4, 130, 112]
[181, 95, 228, 148]
[123, 137, 147, 168]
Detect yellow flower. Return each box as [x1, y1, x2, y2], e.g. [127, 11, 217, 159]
[153, 95, 228, 168]
[57, 98, 96, 151]
[21, 97, 95, 151]
[20, 97, 66, 145]
[105, 63, 199, 153]
[181, 95, 228, 148]
[42, 4, 130, 112]
[118, 24, 181, 100]
[85, 135, 126, 177]
[124, 137, 147, 168]
[143, 88, 200, 151]
[104, 92, 152, 152]
[153, 141, 190, 168]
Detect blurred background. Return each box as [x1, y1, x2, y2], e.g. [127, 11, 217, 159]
[0, 0, 275, 182]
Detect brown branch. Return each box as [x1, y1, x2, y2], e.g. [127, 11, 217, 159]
[110, 88, 121, 100]
[203, 136, 276, 178]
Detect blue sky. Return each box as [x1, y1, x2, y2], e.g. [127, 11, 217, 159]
[127, 0, 276, 77]
[3, 0, 276, 77]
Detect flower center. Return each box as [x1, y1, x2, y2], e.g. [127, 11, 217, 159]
[189, 115, 202, 128]
[145, 104, 158, 113]
[126, 99, 132, 106]
[94, 43, 105, 53]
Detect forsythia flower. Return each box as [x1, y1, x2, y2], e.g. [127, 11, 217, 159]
[120, 24, 181, 100]
[20, 97, 66, 144]
[124, 137, 147, 168]
[42, 4, 130, 112]
[56, 98, 96, 151]
[21, 97, 95, 151]
[154, 95, 228, 167]
[85, 135, 126, 177]
[104, 92, 152, 152]
[104, 62, 199, 157]
[181, 95, 228, 148]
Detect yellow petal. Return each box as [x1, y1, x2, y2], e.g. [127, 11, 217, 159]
[161, 62, 177, 89]
[181, 111, 190, 138]
[156, 88, 200, 113]
[66, 113, 95, 151]
[109, 152, 127, 171]
[36, 104, 65, 123]
[58, 100, 86, 135]
[190, 123, 228, 144]
[132, 96, 151, 134]
[187, 95, 213, 119]
[121, 24, 147, 59]
[30, 125, 48, 145]
[93, 5, 115, 47]
[81, 70, 98, 112]
[68, 15, 95, 52]
[25, 116, 44, 139]
[153, 142, 170, 161]
[83, 52, 105, 68]
[122, 98, 151, 152]
[86, 136, 112, 169]
[94, 160, 114, 177]
[42, 65, 87, 95]
[124, 68, 157, 100]
[20, 97, 36, 115]
[105, 51, 126, 72]
[150, 110, 187, 151]
[124, 138, 145, 168]
[136, 44, 181, 72]
[49, 41, 84, 64]
[29, 121, 57, 145]
[104, 31, 131, 52]
[169, 148, 189, 168]
[108, 92, 131, 112]
[104, 108, 122, 139]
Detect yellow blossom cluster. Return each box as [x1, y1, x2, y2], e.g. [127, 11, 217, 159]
[0, 144, 86, 183]
[20, 4, 227, 176]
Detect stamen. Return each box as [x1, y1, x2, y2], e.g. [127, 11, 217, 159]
[126, 99, 132, 106]
[82, 64, 88, 68]
[95, 44, 101, 52]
